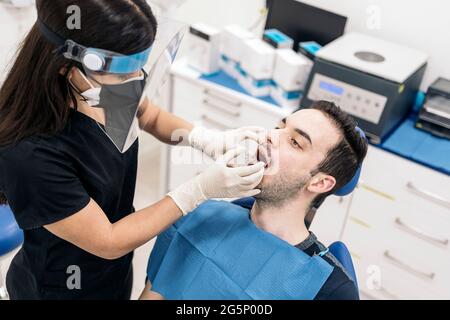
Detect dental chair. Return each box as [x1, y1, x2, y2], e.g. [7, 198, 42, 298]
[0, 205, 24, 300]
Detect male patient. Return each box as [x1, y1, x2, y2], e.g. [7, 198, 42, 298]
[141, 101, 368, 300]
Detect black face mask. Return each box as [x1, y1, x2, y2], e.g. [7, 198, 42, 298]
[96, 73, 147, 152]
[69, 68, 148, 153]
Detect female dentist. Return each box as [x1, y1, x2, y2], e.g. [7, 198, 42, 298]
[0, 0, 265, 299]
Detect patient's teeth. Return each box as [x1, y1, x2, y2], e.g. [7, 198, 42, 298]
[257, 145, 271, 168]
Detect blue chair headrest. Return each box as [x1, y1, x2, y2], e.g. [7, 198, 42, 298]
[0, 205, 24, 256]
[334, 127, 366, 197]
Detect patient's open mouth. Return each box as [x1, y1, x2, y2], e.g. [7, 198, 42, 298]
[257, 145, 271, 168]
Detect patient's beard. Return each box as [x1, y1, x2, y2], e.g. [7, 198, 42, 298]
[255, 170, 310, 209]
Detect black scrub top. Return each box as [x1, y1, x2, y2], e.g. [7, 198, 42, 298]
[0, 109, 139, 300]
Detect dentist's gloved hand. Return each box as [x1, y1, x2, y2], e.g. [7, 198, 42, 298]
[189, 126, 267, 161]
[168, 148, 265, 216]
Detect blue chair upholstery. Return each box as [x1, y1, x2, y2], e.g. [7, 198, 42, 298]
[329, 241, 358, 289]
[231, 198, 359, 291]
[231, 197, 255, 210]
[0, 205, 24, 257]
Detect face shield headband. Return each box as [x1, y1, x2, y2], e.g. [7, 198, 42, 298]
[36, 18, 152, 74]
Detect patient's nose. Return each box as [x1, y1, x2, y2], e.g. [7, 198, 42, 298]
[267, 129, 280, 148]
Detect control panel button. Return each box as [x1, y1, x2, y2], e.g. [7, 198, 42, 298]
[309, 73, 387, 125]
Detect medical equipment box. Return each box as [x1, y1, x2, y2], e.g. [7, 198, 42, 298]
[416, 77, 450, 140]
[270, 84, 301, 110]
[220, 25, 255, 64]
[270, 49, 312, 109]
[237, 39, 276, 98]
[218, 55, 240, 79]
[301, 32, 428, 144]
[263, 29, 294, 49]
[273, 49, 312, 92]
[240, 39, 275, 80]
[187, 23, 221, 75]
[238, 69, 273, 98]
[298, 41, 322, 60]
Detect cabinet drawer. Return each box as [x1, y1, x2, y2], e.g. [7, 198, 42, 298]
[200, 88, 285, 129]
[173, 77, 285, 130]
[353, 253, 444, 300]
[172, 77, 204, 120]
[239, 102, 286, 129]
[199, 87, 244, 129]
[343, 189, 450, 299]
[361, 147, 450, 218]
[349, 186, 450, 253]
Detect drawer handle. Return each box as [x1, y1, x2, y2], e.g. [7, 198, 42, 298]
[203, 99, 241, 117]
[395, 217, 449, 247]
[201, 115, 232, 130]
[204, 89, 242, 107]
[406, 182, 450, 209]
[384, 250, 435, 280]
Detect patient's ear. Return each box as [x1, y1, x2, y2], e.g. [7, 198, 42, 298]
[307, 173, 336, 195]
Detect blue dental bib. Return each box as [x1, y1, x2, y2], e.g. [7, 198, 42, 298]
[147, 200, 333, 300]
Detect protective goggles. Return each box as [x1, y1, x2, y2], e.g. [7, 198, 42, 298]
[37, 18, 153, 75]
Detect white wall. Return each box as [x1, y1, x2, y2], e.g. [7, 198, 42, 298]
[0, 6, 36, 82]
[174, 0, 265, 29]
[1, 0, 448, 91]
[298, 0, 450, 90]
[171, 0, 266, 58]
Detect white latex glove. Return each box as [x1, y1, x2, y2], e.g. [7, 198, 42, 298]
[168, 148, 265, 215]
[228, 139, 259, 167]
[189, 126, 267, 161]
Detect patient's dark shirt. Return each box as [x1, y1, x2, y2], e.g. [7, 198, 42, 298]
[296, 232, 359, 300]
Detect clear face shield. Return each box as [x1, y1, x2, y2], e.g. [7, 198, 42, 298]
[37, 16, 187, 153]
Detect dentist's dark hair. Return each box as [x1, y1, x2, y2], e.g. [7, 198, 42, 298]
[0, 0, 157, 204]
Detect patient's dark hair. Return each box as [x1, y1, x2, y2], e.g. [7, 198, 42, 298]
[309, 101, 368, 208]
